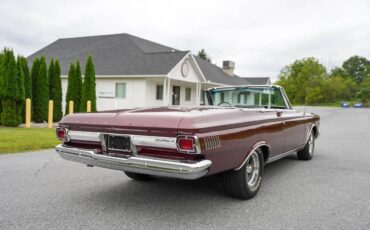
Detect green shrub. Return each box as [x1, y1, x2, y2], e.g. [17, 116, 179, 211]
[80, 56, 96, 112]
[51, 60, 63, 121]
[65, 63, 75, 114]
[0, 49, 25, 126]
[33, 57, 49, 122]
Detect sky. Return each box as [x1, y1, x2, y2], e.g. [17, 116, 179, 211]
[1, 0, 370, 80]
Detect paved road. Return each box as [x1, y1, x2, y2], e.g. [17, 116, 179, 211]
[1, 107, 370, 230]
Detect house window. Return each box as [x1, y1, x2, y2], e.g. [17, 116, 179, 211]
[185, 88, 191, 101]
[115, 83, 126, 98]
[156, 85, 163, 100]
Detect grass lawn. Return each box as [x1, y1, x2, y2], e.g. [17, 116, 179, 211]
[0, 127, 60, 154]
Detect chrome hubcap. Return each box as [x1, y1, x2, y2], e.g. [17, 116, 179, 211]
[245, 151, 260, 187]
[308, 134, 314, 156]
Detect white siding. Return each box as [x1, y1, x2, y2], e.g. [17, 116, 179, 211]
[145, 79, 166, 107]
[61, 77, 147, 113]
[95, 78, 146, 110]
[179, 85, 196, 106]
[168, 56, 203, 83]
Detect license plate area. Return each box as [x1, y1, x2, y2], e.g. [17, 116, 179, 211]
[107, 135, 131, 152]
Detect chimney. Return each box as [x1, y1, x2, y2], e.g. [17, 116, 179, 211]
[222, 61, 235, 76]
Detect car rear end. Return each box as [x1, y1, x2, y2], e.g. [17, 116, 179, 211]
[55, 109, 212, 180]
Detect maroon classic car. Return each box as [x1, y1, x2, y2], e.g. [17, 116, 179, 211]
[55, 85, 319, 199]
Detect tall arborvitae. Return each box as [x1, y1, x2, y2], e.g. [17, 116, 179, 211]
[0, 49, 24, 126]
[16, 56, 26, 124]
[19, 56, 31, 122]
[31, 58, 40, 120]
[31, 58, 40, 102]
[33, 57, 49, 122]
[51, 60, 63, 121]
[19, 57, 31, 99]
[65, 63, 75, 115]
[0, 51, 4, 124]
[48, 58, 54, 96]
[80, 56, 97, 112]
[74, 61, 82, 112]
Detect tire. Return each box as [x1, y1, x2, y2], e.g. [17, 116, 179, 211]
[124, 171, 152, 181]
[297, 131, 315, 160]
[222, 149, 264, 199]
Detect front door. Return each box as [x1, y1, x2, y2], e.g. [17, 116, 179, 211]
[172, 86, 180, 105]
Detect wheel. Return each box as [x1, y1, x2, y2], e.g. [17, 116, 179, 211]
[124, 171, 152, 181]
[222, 149, 264, 199]
[297, 131, 315, 160]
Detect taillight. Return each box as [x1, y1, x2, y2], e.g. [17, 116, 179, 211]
[177, 136, 200, 154]
[56, 128, 69, 142]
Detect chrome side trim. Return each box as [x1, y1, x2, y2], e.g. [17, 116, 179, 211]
[279, 87, 293, 110]
[305, 124, 318, 144]
[55, 144, 212, 180]
[235, 144, 270, 171]
[194, 136, 202, 154]
[266, 145, 305, 164]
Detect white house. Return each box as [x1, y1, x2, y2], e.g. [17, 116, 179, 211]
[27, 33, 250, 112]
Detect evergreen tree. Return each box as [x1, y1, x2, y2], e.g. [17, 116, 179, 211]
[31, 58, 40, 120]
[19, 57, 31, 99]
[0, 49, 24, 126]
[74, 61, 83, 112]
[196, 49, 212, 63]
[51, 60, 63, 121]
[0, 51, 4, 124]
[33, 57, 49, 122]
[18, 57, 31, 122]
[48, 58, 54, 96]
[65, 63, 75, 114]
[16, 56, 26, 124]
[80, 56, 97, 112]
[31, 58, 40, 101]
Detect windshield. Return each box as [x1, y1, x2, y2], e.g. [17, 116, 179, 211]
[208, 86, 288, 109]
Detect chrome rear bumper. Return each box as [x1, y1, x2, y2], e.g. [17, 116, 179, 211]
[55, 144, 212, 180]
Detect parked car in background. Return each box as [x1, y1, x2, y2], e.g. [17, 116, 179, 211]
[55, 85, 320, 199]
[341, 102, 350, 108]
[353, 102, 363, 108]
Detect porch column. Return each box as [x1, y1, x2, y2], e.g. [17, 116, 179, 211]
[166, 78, 171, 106]
[162, 78, 167, 106]
[196, 82, 201, 106]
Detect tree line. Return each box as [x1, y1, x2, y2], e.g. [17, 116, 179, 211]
[276, 56, 370, 106]
[0, 48, 96, 127]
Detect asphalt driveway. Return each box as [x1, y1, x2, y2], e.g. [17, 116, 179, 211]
[1, 107, 370, 229]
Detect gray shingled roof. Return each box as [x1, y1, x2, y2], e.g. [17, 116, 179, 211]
[195, 57, 249, 85]
[27, 33, 249, 85]
[27, 33, 188, 75]
[243, 77, 270, 85]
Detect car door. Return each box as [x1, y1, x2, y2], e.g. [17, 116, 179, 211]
[280, 110, 307, 152]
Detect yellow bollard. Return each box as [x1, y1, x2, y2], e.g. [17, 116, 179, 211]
[48, 100, 53, 128]
[25, 98, 31, 128]
[87, 100, 91, 112]
[69, 101, 74, 114]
